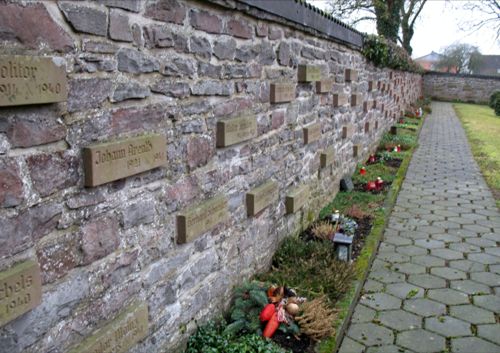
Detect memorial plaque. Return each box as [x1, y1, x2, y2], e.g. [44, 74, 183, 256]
[342, 124, 355, 139]
[246, 181, 279, 217]
[0, 260, 41, 327]
[177, 195, 228, 244]
[320, 147, 335, 168]
[298, 65, 321, 82]
[373, 100, 377, 109]
[68, 302, 148, 353]
[316, 79, 333, 93]
[333, 93, 348, 107]
[303, 123, 321, 144]
[351, 94, 363, 107]
[353, 144, 361, 158]
[375, 121, 379, 130]
[285, 185, 309, 214]
[270, 83, 295, 103]
[83, 134, 167, 187]
[0, 55, 67, 107]
[364, 122, 370, 133]
[216, 115, 257, 147]
[345, 69, 358, 82]
[363, 101, 369, 113]
[368, 81, 375, 91]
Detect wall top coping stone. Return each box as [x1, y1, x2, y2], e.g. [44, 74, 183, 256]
[215, 0, 364, 48]
[424, 71, 500, 81]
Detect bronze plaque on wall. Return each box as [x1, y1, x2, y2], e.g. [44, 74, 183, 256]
[345, 69, 358, 82]
[316, 80, 333, 93]
[298, 65, 321, 82]
[216, 115, 257, 147]
[270, 83, 295, 103]
[68, 301, 148, 353]
[83, 134, 167, 187]
[0, 56, 67, 106]
[285, 185, 309, 214]
[342, 124, 355, 139]
[320, 147, 335, 168]
[303, 123, 321, 144]
[333, 93, 348, 107]
[177, 195, 228, 244]
[0, 260, 42, 327]
[246, 181, 279, 217]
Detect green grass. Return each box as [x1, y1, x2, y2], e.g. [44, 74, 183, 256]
[352, 161, 399, 185]
[319, 191, 385, 219]
[453, 103, 500, 209]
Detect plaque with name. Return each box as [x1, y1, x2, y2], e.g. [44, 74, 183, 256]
[342, 124, 355, 139]
[375, 121, 379, 130]
[373, 100, 377, 109]
[345, 69, 358, 82]
[316, 79, 333, 93]
[177, 195, 228, 244]
[0, 260, 42, 327]
[270, 83, 295, 103]
[363, 101, 369, 113]
[68, 302, 148, 353]
[246, 181, 279, 217]
[351, 94, 363, 107]
[353, 144, 361, 158]
[0, 55, 67, 107]
[303, 123, 321, 144]
[320, 147, 335, 168]
[285, 185, 309, 214]
[83, 134, 167, 187]
[298, 65, 321, 82]
[216, 115, 257, 147]
[364, 122, 370, 133]
[368, 81, 375, 91]
[333, 93, 348, 107]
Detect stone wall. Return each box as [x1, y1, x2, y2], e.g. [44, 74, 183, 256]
[424, 71, 500, 104]
[0, 1, 422, 352]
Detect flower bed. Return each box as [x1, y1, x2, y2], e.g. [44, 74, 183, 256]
[185, 113, 426, 353]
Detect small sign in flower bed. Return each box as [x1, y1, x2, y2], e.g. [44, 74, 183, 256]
[185, 109, 427, 353]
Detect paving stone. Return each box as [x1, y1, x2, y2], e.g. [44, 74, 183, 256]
[379, 242, 396, 253]
[490, 264, 500, 274]
[369, 270, 405, 284]
[470, 272, 500, 287]
[414, 238, 445, 249]
[386, 283, 425, 299]
[378, 252, 411, 263]
[379, 309, 421, 330]
[365, 346, 413, 353]
[384, 235, 413, 246]
[449, 259, 486, 272]
[400, 230, 429, 240]
[450, 280, 491, 295]
[431, 233, 462, 243]
[396, 329, 446, 353]
[447, 216, 475, 225]
[450, 304, 496, 324]
[467, 253, 500, 265]
[338, 336, 365, 353]
[448, 242, 481, 253]
[347, 323, 394, 346]
[360, 292, 402, 311]
[462, 224, 492, 234]
[408, 274, 447, 289]
[430, 267, 467, 280]
[431, 248, 464, 260]
[397, 245, 428, 256]
[351, 304, 376, 323]
[411, 255, 445, 267]
[403, 298, 446, 317]
[485, 247, 500, 257]
[465, 237, 497, 248]
[451, 337, 500, 353]
[473, 295, 500, 313]
[392, 262, 426, 275]
[363, 279, 384, 293]
[477, 324, 500, 345]
[483, 232, 500, 242]
[425, 316, 471, 338]
[427, 288, 469, 305]
[371, 259, 391, 271]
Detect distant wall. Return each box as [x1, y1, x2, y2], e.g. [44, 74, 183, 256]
[424, 71, 500, 104]
[0, 0, 421, 352]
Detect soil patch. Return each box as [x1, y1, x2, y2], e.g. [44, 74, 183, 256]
[272, 332, 315, 353]
[384, 158, 403, 168]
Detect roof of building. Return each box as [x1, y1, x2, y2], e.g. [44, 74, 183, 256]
[414, 51, 443, 62]
[477, 55, 500, 71]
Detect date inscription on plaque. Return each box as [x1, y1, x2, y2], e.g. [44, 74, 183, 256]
[83, 134, 166, 187]
[298, 65, 321, 82]
[177, 195, 228, 244]
[0, 56, 67, 106]
[303, 123, 321, 144]
[68, 302, 148, 353]
[270, 83, 295, 103]
[216, 115, 257, 147]
[246, 181, 279, 217]
[285, 185, 309, 214]
[0, 260, 42, 327]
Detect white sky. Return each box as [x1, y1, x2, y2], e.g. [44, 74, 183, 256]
[306, 0, 500, 58]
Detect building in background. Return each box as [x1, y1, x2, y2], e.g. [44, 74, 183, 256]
[414, 51, 458, 73]
[472, 55, 500, 76]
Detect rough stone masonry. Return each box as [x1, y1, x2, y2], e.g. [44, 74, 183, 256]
[0, 0, 421, 352]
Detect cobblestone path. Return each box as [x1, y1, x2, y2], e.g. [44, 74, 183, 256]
[338, 102, 500, 353]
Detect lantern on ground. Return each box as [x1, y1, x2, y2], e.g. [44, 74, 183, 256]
[360, 167, 366, 175]
[333, 232, 354, 261]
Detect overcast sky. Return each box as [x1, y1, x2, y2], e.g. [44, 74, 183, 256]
[306, 0, 500, 58]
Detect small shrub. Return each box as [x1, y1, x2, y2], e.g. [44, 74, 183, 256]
[296, 296, 337, 341]
[345, 204, 369, 219]
[311, 221, 335, 240]
[489, 91, 500, 109]
[380, 133, 417, 150]
[495, 99, 500, 116]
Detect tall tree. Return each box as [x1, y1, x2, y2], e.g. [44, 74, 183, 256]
[436, 43, 481, 74]
[460, 0, 500, 40]
[326, 0, 427, 55]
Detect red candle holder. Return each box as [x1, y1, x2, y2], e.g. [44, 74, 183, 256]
[375, 177, 384, 190]
[365, 181, 377, 191]
[368, 154, 376, 164]
[360, 167, 366, 175]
